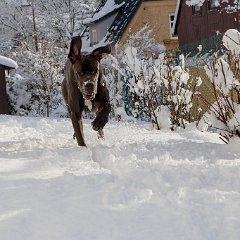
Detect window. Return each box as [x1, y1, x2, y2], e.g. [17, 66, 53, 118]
[192, 4, 201, 15]
[169, 13, 177, 39]
[208, 0, 218, 11]
[92, 29, 98, 45]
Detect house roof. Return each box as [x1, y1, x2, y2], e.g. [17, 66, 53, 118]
[82, 0, 142, 47]
[0, 56, 18, 70]
[105, 0, 142, 43]
[89, 0, 125, 23]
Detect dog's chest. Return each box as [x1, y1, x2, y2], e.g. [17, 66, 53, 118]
[84, 99, 93, 111]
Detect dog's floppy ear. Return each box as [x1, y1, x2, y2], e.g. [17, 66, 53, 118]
[92, 44, 111, 61]
[68, 36, 82, 63]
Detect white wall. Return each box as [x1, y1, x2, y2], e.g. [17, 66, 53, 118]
[89, 13, 117, 45]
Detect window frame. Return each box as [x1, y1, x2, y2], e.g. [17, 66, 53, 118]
[92, 29, 98, 45]
[169, 13, 177, 39]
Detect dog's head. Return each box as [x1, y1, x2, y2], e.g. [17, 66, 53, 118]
[68, 36, 111, 100]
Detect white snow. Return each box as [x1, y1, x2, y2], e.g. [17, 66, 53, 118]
[124, 46, 141, 77]
[4, 0, 29, 7]
[0, 115, 240, 240]
[204, 57, 235, 95]
[83, 0, 124, 24]
[223, 29, 240, 55]
[0, 55, 18, 69]
[186, 0, 208, 7]
[155, 105, 171, 129]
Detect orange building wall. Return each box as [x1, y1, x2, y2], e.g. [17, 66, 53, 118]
[120, 0, 178, 49]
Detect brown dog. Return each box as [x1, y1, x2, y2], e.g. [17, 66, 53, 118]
[61, 36, 111, 146]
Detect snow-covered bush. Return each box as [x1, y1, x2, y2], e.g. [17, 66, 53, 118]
[7, 74, 32, 116]
[108, 25, 201, 129]
[154, 53, 202, 130]
[111, 26, 166, 124]
[7, 40, 66, 117]
[198, 29, 240, 143]
[118, 45, 164, 124]
[114, 34, 200, 130]
[154, 105, 171, 130]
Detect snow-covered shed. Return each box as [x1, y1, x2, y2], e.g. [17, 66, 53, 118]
[0, 56, 18, 114]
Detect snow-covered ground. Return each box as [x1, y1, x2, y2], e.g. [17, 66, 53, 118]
[0, 115, 240, 240]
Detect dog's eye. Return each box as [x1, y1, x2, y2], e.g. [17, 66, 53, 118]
[91, 71, 96, 75]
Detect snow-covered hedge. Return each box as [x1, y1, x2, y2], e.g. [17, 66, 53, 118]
[105, 28, 240, 141]
[111, 33, 200, 130]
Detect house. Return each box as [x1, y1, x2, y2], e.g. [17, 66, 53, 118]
[82, 0, 178, 51]
[174, 0, 239, 52]
[0, 56, 18, 114]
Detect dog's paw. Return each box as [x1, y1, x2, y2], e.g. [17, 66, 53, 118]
[92, 117, 107, 131]
[91, 121, 101, 131]
[97, 129, 104, 140]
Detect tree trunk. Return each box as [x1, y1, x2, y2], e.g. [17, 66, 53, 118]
[32, 3, 39, 52]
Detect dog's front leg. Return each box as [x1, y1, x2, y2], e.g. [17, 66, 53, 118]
[92, 102, 111, 131]
[71, 112, 86, 147]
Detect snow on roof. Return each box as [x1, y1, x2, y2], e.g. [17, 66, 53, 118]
[0, 56, 18, 69]
[223, 29, 240, 55]
[82, 34, 110, 53]
[83, 0, 125, 24]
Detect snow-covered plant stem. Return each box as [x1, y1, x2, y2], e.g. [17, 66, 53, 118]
[155, 53, 198, 130]
[198, 29, 240, 143]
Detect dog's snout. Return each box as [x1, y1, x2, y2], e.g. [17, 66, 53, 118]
[84, 81, 95, 100]
[85, 82, 94, 89]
